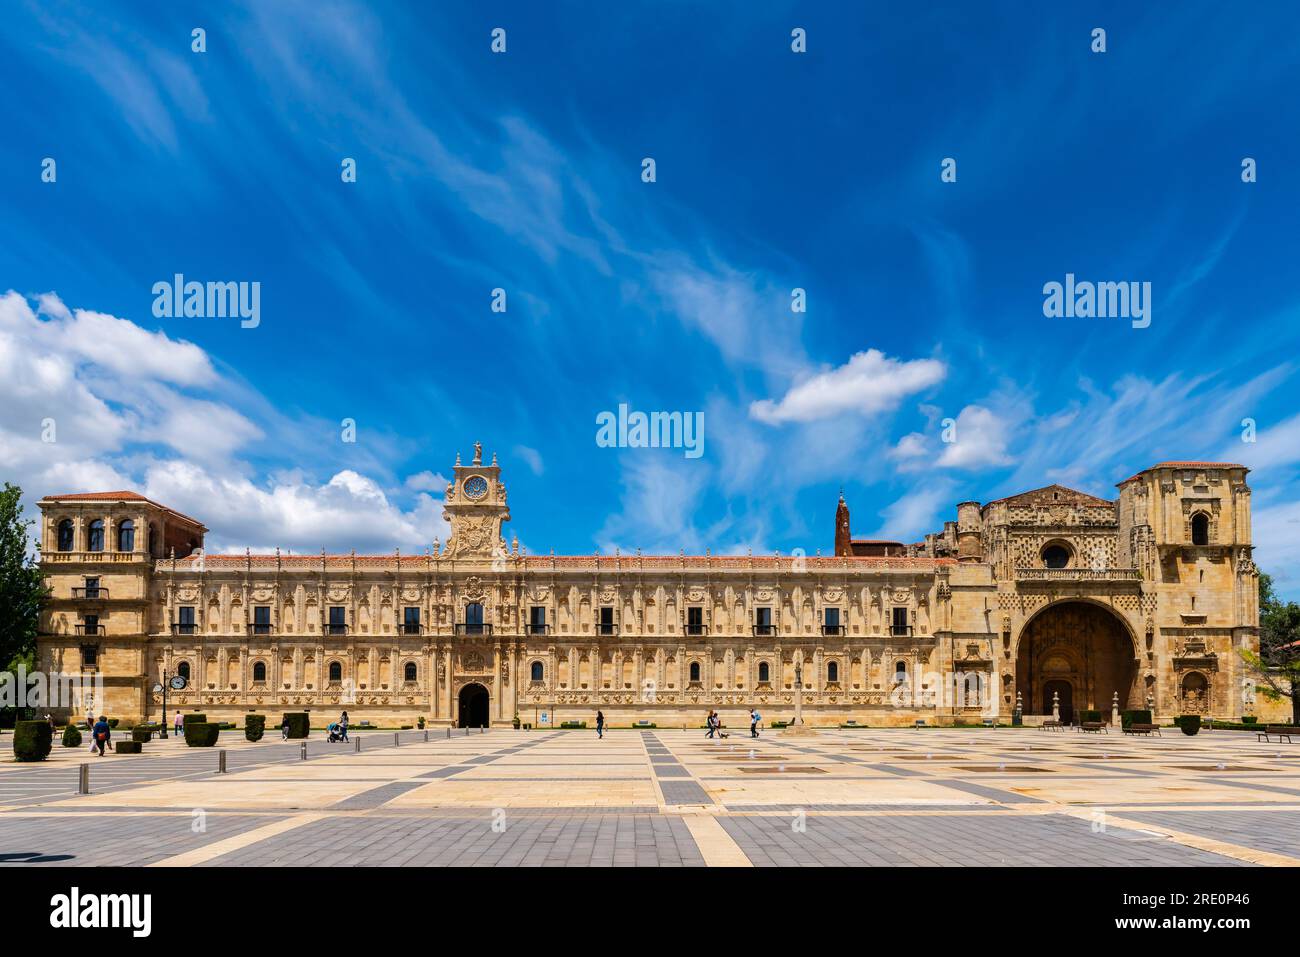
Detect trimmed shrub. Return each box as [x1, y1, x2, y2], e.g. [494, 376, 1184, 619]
[1121, 709, 1153, 729]
[131, 728, 153, 743]
[1242, 715, 1258, 725]
[182, 713, 208, 727]
[559, 721, 587, 729]
[107, 718, 119, 728]
[1080, 710, 1102, 724]
[1175, 715, 1202, 736]
[281, 712, 310, 739]
[13, 720, 53, 762]
[245, 715, 265, 742]
[417, 716, 426, 729]
[184, 722, 221, 747]
[115, 741, 142, 755]
[62, 724, 83, 748]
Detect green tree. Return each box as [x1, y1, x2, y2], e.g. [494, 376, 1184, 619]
[1242, 572, 1300, 725]
[0, 485, 46, 672]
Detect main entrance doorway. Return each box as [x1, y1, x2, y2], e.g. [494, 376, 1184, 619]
[1016, 600, 1137, 718]
[458, 682, 490, 728]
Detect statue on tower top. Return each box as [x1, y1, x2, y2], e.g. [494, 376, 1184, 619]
[472, 442, 483, 465]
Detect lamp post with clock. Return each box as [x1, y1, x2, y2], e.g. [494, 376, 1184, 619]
[152, 670, 189, 739]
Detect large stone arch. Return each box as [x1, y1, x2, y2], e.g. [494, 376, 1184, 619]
[1014, 599, 1141, 718]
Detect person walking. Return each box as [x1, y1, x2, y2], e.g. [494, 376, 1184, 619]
[705, 711, 716, 738]
[595, 710, 605, 739]
[173, 710, 184, 737]
[86, 714, 97, 753]
[749, 708, 761, 738]
[339, 710, 349, 742]
[281, 717, 291, 741]
[91, 715, 112, 757]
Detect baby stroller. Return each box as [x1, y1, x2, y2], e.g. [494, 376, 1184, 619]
[327, 722, 344, 743]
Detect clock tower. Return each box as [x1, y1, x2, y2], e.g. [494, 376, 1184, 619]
[442, 442, 511, 559]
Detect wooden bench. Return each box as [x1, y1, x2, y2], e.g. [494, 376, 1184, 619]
[1079, 721, 1107, 733]
[1123, 723, 1161, 736]
[1040, 720, 1064, 731]
[1257, 726, 1299, 743]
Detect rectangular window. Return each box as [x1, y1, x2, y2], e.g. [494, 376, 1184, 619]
[824, 607, 842, 635]
[755, 607, 773, 635]
[403, 607, 421, 634]
[328, 606, 347, 635]
[84, 577, 101, 600]
[253, 606, 271, 635]
[529, 606, 547, 634]
[177, 606, 195, 635]
[686, 606, 704, 635]
[891, 607, 909, 636]
[82, 614, 100, 636]
[598, 606, 615, 635]
[82, 644, 99, 667]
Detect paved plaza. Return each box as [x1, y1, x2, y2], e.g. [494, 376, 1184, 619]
[1, 726, 1298, 866]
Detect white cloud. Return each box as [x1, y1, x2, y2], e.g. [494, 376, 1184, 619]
[404, 470, 448, 493]
[750, 349, 946, 425]
[935, 405, 1014, 469]
[1220, 412, 1300, 472]
[0, 291, 447, 556]
[1253, 498, 1300, 590]
[514, 445, 544, 476]
[871, 480, 957, 542]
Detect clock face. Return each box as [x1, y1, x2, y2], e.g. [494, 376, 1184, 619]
[463, 475, 489, 500]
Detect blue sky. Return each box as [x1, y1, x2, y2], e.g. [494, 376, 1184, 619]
[3, 1, 1300, 592]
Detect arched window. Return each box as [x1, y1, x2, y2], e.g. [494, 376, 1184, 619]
[894, 660, 908, 683]
[1041, 544, 1070, 569]
[689, 661, 701, 682]
[87, 519, 104, 552]
[328, 661, 343, 682]
[530, 661, 544, 681]
[176, 661, 191, 681]
[117, 519, 134, 552]
[57, 519, 74, 551]
[758, 661, 770, 683]
[404, 662, 418, 682]
[252, 661, 267, 682]
[827, 661, 839, 683]
[1191, 512, 1210, 546]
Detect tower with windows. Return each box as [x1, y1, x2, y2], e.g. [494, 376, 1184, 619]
[37, 492, 206, 720]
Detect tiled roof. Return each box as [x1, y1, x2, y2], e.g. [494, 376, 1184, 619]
[40, 490, 207, 528]
[1117, 462, 1248, 485]
[168, 553, 953, 571]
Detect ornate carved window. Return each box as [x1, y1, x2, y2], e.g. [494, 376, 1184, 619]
[1190, 512, 1210, 546]
[57, 519, 74, 551]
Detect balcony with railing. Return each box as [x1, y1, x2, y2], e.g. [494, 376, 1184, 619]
[397, 622, 423, 636]
[596, 621, 618, 637]
[71, 586, 110, 600]
[1016, 567, 1141, 582]
[75, 623, 104, 636]
[752, 623, 775, 636]
[325, 622, 349, 636]
[247, 623, 274, 637]
[684, 622, 709, 637]
[822, 624, 846, 637]
[455, 622, 493, 636]
[171, 622, 197, 636]
[889, 624, 913, 638]
[525, 622, 551, 635]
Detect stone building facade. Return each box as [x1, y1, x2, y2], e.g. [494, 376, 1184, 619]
[36, 449, 1259, 728]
